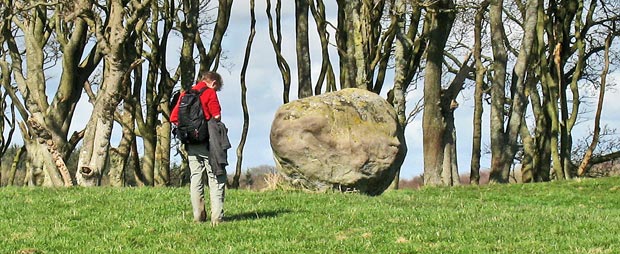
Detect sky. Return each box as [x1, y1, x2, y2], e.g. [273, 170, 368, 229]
[209, 1, 620, 179]
[4, 1, 619, 180]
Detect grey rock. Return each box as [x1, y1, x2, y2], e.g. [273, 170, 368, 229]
[270, 88, 406, 195]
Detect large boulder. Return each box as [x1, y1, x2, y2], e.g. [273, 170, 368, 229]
[270, 88, 406, 195]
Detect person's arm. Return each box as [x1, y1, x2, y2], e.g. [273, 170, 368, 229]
[206, 90, 222, 121]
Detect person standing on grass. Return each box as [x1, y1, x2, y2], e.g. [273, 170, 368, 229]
[170, 71, 228, 226]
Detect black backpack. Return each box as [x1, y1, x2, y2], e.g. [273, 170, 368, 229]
[176, 87, 209, 144]
[170, 89, 181, 110]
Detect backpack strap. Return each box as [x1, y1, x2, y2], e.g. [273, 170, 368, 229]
[196, 87, 208, 94]
[191, 86, 210, 115]
[188, 86, 208, 94]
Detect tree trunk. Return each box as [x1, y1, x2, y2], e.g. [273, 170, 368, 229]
[199, 0, 233, 73]
[23, 139, 64, 187]
[130, 138, 146, 186]
[108, 148, 126, 187]
[536, 122, 552, 181]
[389, 0, 408, 190]
[76, 0, 151, 186]
[338, 0, 374, 90]
[155, 123, 172, 186]
[488, 0, 509, 183]
[422, 0, 456, 186]
[336, 0, 349, 89]
[520, 70, 540, 183]
[0, 45, 16, 164]
[439, 59, 472, 185]
[8, 146, 25, 186]
[108, 93, 136, 187]
[1, 2, 101, 186]
[469, 1, 488, 185]
[577, 34, 613, 176]
[146, 0, 178, 187]
[554, 42, 572, 179]
[79, 58, 143, 187]
[296, 0, 312, 99]
[533, 0, 554, 182]
[266, 0, 292, 103]
[310, 0, 336, 95]
[520, 117, 536, 183]
[441, 110, 460, 186]
[77, 71, 123, 186]
[179, 0, 198, 89]
[488, 0, 538, 183]
[469, 35, 484, 183]
[232, 0, 257, 189]
[138, 65, 158, 186]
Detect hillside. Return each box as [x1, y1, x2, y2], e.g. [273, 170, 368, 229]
[1, 177, 619, 253]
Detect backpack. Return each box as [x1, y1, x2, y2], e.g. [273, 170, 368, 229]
[170, 89, 181, 110]
[176, 87, 209, 144]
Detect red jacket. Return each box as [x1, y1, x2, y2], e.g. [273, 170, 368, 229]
[170, 81, 221, 125]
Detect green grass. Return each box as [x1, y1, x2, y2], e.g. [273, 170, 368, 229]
[1, 177, 619, 254]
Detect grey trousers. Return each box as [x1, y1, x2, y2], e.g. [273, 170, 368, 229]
[186, 143, 226, 223]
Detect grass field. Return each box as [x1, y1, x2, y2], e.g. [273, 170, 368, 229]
[1, 177, 619, 254]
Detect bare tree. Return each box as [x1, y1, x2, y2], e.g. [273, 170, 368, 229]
[522, 0, 620, 181]
[267, 0, 292, 103]
[577, 33, 615, 176]
[108, 60, 142, 186]
[309, 0, 336, 94]
[1, 0, 102, 186]
[469, 0, 489, 185]
[336, 0, 391, 91]
[231, 0, 256, 189]
[296, 0, 313, 98]
[389, 0, 427, 188]
[421, 0, 460, 186]
[130, 0, 181, 186]
[0, 53, 16, 175]
[75, 0, 152, 186]
[0, 5, 15, 174]
[276, 0, 417, 186]
[150, 0, 181, 186]
[488, 0, 538, 183]
[197, 0, 233, 74]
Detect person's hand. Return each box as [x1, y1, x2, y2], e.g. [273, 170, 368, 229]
[213, 115, 221, 121]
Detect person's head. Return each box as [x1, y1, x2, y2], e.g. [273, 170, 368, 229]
[200, 71, 223, 91]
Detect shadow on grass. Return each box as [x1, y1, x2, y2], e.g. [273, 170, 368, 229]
[226, 210, 292, 222]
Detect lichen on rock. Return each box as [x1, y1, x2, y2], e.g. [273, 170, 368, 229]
[270, 88, 406, 195]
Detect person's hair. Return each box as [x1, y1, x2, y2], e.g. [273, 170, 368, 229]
[200, 71, 223, 91]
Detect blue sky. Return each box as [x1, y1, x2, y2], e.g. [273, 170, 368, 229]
[211, 1, 620, 179]
[5, 1, 619, 180]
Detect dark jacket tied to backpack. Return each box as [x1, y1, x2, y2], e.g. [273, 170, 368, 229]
[208, 119, 231, 176]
